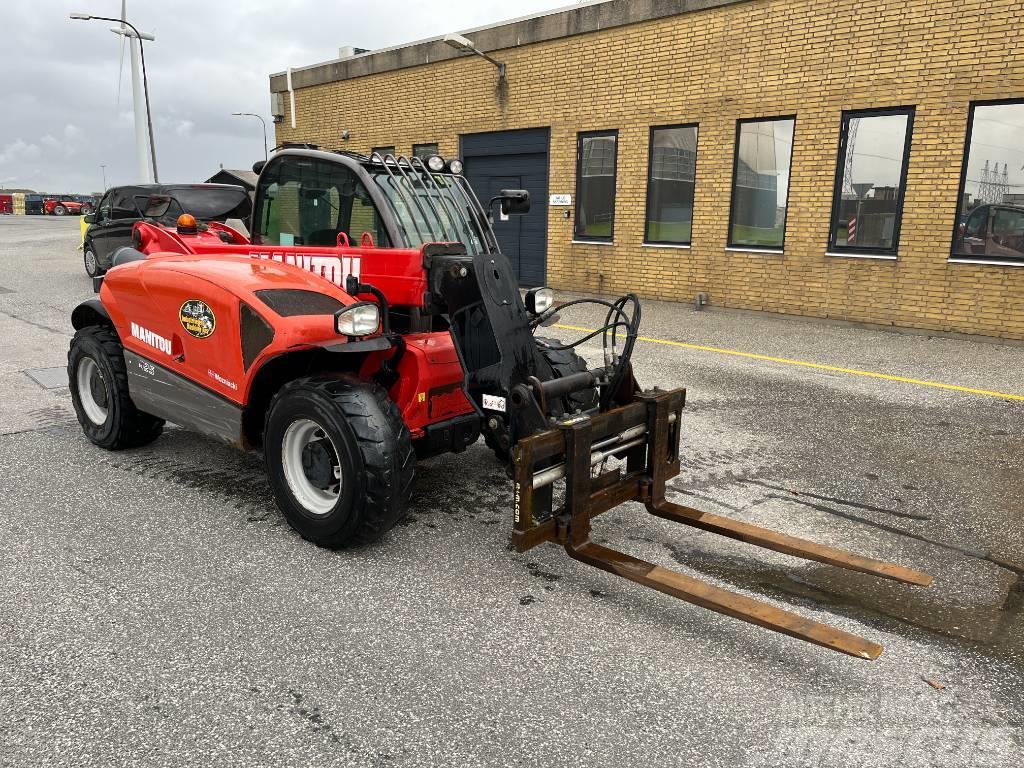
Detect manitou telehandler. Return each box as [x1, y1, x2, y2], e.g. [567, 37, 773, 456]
[68, 147, 931, 659]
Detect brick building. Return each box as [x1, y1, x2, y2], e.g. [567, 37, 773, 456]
[269, 0, 1024, 340]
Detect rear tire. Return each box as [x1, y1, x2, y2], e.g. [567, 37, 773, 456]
[264, 375, 415, 548]
[68, 326, 165, 449]
[54, 204, 67, 216]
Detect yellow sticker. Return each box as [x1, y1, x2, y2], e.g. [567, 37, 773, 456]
[417, 392, 426, 403]
[179, 300, 216, 339]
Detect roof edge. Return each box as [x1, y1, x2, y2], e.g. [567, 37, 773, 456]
[269, 0, 750, 93]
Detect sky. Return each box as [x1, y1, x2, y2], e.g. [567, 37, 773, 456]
[0, 0, 576, 194]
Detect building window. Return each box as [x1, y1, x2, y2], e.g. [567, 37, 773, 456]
[828, 108, 914, 256]
[728, 117, 795, 250]
[574, 130, 618, 241]
[952, 100, 1024, 265]
[372, 146, 395, 157]
[645, 124, 698, 245]
[413, 143, 439, 160]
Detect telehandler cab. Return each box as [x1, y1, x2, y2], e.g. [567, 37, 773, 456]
[69, 147, 931, 659]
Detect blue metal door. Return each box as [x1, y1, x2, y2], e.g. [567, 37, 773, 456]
[461, 128, 549, 287]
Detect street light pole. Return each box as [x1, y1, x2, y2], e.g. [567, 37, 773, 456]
[70, 12, 159, 183]
[100, 165, 107, 191]
[232, 113, 269, 162]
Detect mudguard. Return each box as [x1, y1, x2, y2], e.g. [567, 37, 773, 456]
[71, 299, 112, 330]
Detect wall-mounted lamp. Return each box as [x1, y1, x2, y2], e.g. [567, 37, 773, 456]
[443, 33, 506, 81]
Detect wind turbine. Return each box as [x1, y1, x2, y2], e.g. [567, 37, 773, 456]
[116, 1, 155, 183]
[73, 2, 158, 182]
[80, 1, 156, 183]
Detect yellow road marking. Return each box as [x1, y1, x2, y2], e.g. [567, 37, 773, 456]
[553, 323, 1024, 402]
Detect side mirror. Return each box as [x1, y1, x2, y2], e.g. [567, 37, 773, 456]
[497, 189, 530, 216]
[252, 160, 266, 175]
[83, 213, 97, 224]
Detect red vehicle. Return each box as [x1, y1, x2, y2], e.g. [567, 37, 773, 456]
[43, 196, 94, 216]
[67, 148, 932, 659]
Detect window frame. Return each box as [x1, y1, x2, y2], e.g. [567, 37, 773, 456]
[643, 122, 700, 247]
[826, 106, 915, 258]
[573, 129, 619, 243]
[412, 143, 439, 160]
[726, 115, 797, 252]
[371, 146, 396, 157]
[949, 98, 1024, 266]
[96, 190, 113, 221]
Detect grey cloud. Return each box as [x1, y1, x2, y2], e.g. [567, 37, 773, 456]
[0, 0, 571, 193]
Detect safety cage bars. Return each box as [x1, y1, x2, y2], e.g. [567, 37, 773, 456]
[367, 152, 500, 254]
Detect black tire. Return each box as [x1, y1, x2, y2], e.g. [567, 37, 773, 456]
[483, 336, 598, 462]
[68, 326, 165, 449]
[535, 336, 600, 414]
[54, 204, 67, 216]
[83, 243, 102, 277]
[264, 375, 415, 549]
[81, 203, 94, 215]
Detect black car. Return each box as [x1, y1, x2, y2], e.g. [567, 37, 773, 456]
[82, 183, 252, 277]
[954, 203, 1024, 262]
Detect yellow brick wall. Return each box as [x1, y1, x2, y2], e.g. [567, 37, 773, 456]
[275, 0, 1024, 340]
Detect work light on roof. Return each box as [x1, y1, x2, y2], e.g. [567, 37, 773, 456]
[447, 159, 464, 175]
[426, 155, 446, 173]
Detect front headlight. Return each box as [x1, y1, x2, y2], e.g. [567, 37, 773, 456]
[335, 302, 380, 336]
[525, 287, 554, 315]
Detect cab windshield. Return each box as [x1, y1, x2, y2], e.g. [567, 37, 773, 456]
[367, 168, 494, 256]
[253, 154, 496, 254]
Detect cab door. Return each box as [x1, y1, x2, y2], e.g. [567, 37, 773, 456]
[93, 187, 144, 268]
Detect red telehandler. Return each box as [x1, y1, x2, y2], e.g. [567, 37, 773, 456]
[68, 148, 931, 659]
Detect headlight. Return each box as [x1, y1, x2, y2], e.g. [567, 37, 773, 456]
[426, 155, 446, 173]
[525, 287, 554, 315]
[446, 158, 464, 175]
[335, 302, 380, 336]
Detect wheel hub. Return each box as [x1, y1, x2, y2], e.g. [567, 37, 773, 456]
[281, 419, 343, 515]
[302, 440, 335, 489]
[89, 373, 108, 408]
[76, 356, 108, 426]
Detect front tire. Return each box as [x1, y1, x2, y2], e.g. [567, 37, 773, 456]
[534, 336, 600, 413]
[484, 337, 598, 462]
[54, 204, 67, 216]
[68, 326, 165, 449]
[264, 375, 415, 548]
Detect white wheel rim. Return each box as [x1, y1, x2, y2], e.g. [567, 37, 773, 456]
[76, 356, 108, 425]
[281, 418, 343, 515]
[85, 250, 97, 274]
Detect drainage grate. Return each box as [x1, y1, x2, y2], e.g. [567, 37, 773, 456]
[24, 367, 69, 389]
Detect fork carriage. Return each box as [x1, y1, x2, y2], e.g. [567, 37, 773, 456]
[513, 385, 932, 660]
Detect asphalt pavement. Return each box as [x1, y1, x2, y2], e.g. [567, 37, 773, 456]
[1, 215, 1022, 767]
